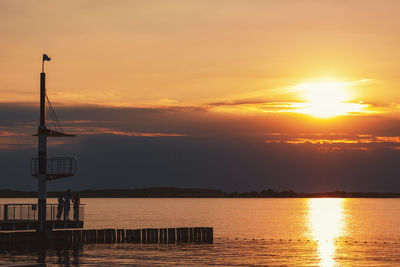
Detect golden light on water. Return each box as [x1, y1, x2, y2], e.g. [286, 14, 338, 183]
[308, 198, 346, 267]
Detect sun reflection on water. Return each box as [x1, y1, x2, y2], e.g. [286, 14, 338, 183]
[308, 198, 346, 267]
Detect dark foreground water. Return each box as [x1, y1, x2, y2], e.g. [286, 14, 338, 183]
[1, 198, 400, 266]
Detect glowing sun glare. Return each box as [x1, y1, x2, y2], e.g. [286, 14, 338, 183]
[298, 81, 363, 118]
[308, 198, 346, 267]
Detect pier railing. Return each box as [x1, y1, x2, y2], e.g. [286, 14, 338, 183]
[0, 204, 84, 222]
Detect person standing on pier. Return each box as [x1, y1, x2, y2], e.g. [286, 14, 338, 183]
[64, 189, 72, 221]
[73, 192, 80, 221]
[56, 194, 64, 220]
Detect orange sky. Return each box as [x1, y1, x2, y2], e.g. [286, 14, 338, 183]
[1, 0, 400, 118]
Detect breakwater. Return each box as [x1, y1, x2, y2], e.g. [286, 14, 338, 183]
[0, 227, 213, 249]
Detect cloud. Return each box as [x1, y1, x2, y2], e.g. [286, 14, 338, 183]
[206, 78, 393, 116]
[2, 103, 400, 192]
[263, 132, 400, 152]
[69, 126, 187, 137]
[0, 131, 19, 137]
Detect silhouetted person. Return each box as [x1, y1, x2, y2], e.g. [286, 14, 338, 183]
[64, 189, 72, 221]
[57, 194, 64, 220]
[73, 192, 80, 221]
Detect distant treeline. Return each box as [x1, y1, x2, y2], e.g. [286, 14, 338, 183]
[1, 187, 400, 198]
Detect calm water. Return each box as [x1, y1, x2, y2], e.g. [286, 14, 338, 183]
[1, 198, 400, 266]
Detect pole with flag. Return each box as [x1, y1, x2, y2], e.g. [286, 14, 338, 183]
[42, 54, 51, 73]
[38, 53, 51, 229]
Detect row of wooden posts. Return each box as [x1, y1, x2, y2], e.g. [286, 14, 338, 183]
[0, 227, 213, 248]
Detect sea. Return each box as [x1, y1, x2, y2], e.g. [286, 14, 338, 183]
[0, 198, 399, 266]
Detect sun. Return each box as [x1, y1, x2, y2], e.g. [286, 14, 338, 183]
[297, 81, 363, 118]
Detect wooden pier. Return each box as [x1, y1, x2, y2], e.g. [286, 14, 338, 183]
[0, 203, 84, 231]
[0, 227, 213, 249]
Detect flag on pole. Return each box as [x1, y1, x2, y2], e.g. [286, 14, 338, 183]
[43, 54, 51, 61]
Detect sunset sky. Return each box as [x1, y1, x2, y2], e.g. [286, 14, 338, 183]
[1, 1, 400, 192]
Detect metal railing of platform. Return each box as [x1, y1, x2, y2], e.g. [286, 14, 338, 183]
[0, 203, 84, 222]
[30, 157, 77, 179]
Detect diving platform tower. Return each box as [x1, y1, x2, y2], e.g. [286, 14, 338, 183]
[31, 54, 77, 227]
[0, 54, 83, 231]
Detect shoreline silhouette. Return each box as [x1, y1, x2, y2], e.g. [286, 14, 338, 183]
[1, 187, 400, 198]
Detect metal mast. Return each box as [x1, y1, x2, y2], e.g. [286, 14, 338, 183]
[38, 56, 49, 226]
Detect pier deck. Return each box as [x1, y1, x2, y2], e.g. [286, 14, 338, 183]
[0, 220, 83, 231]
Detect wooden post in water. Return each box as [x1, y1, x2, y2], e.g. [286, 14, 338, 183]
[176, 228, 181, 243]
[163, 228, 168, 244]
[126, 229, 132, 243]
[147, 228, 158, 243]
[85, 230, 90, 243]
[133, 229, 141, 243]
[91, 230, 97, 243]
[154, 228, 160, 244]
[141, 229, 147, 244]
[112, 229, 117, 243]
[189, 228, 194, 243]
[200, 227, 207, 243]
[116, 229, 121, 243]
[176, 228, 182, 244]
[81, 230, 87, 243]
[177, 228, 189, 243]
[82, 229, 90, 244]
[121, 229, 126, 243]
[145, 228, 150, 243]
[147, 228, 152, 243]
[106, 229, 115, 243]
[86, 230, 91, 243]
[155, 228, 159, 243]
[183, 228, 189, 243]
[109, 229, 113, 243]
[104, 229, 110, 243]
[194, 227, 202, 243]
[159, 228, 164, 243]
[168, 228, 176, 244]
[160, 228, 167, 244]
[79, 229, 83, 243]
[205, 227, 213, 243]
[97, 229, 105, 243]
